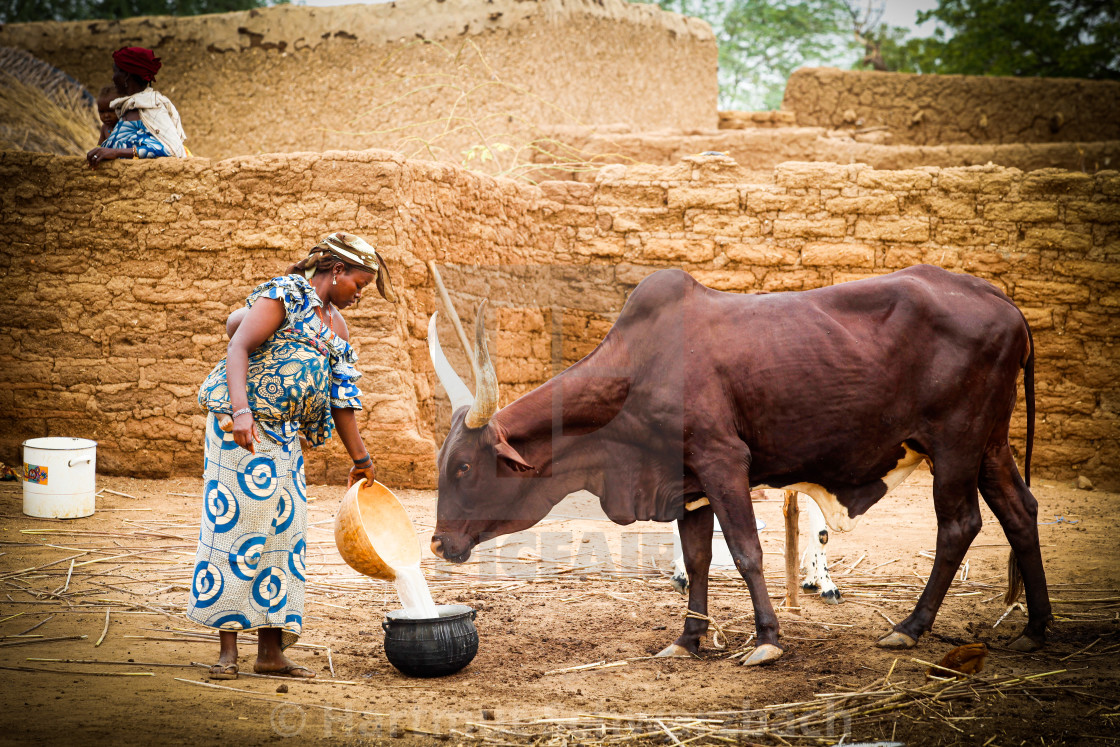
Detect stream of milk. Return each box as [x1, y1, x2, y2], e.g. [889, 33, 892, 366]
[393, 563, 439, 619]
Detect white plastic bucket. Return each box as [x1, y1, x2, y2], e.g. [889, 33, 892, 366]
[22, 437, 97, 519]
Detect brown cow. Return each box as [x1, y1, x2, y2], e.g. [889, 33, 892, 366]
[428, 266, 1050, 665]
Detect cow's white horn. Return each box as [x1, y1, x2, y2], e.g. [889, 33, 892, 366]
[464, 300, 498, 429]
[428, 311, 474, 413]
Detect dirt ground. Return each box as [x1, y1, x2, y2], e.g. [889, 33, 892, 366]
[0, 468, 1117, 746]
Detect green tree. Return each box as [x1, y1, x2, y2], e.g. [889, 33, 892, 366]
[915, 0, 1120, 79]
[1, 0, 274, 24]
[657, 0, 856, 109]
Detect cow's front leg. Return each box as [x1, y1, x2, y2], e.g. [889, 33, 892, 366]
[658, 504, 714, 657]
[697, 453, 782, 666]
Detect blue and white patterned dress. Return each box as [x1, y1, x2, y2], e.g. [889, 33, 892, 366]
[102, 119, 172, 158]
[188, 275, 362, 648]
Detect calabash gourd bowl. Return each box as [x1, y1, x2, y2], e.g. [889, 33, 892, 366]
[333, 479, 420, 582]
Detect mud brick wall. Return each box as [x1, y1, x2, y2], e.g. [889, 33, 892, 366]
[530, 156, 1120, 487]
[1, 0, 717, 163]
[0, 149, 566, 488]
[531, 125, 1120, 180]
[1, 151, 1117, 488]
[783, 68, 1120, 146]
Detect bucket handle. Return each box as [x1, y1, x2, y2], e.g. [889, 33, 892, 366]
[68, 458, 92, 467]
[470, 609, 477, 621]
[382, 621, 391, 633]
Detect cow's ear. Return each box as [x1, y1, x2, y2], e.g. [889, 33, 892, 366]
[494, 441, 534, 473]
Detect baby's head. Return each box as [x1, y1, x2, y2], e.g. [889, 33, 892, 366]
[97, 85, 118, 126]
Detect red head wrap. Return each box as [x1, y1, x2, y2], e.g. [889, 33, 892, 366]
[112, 47, 162, 82]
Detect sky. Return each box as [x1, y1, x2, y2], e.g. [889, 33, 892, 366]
[877, 0, 940, 35]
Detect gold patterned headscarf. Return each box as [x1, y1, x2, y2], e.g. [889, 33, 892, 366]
[303, 231, 397, 303]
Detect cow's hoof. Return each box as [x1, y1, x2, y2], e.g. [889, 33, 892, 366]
[819, 588, 842, 605]
[801, 581, 820, 592]
[876, 631, 918, 649]
[1007, 633, 1044, 652]
[655, 643, 692, 658]
[741, 644, 782, 666]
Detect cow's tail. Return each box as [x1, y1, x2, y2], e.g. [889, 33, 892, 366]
[1005, 550, 1024, 606]
[1023, 319, 1035, 489]
[1005, 316, 1035, 607]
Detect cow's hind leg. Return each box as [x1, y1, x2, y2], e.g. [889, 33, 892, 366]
[978, 442, 1052, 651]
[658, 504, 713, 657]
[879, 463, 982, 648]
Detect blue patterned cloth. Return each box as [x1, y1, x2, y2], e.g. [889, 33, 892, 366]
[187, 414, 308, 648]
[197, 274, 363, 447]
[189, 275, 362, 647]
[102, 119, 171, 158]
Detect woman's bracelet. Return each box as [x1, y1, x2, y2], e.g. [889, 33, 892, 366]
[352, 454, 372, 467]
[231, 407, 252, 419]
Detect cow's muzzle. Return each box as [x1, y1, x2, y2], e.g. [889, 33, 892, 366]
[430, 534, 473, 564]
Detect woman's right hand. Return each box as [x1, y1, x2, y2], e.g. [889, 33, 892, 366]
[86, 147, 119, 169]
[232, 412, 260, 453]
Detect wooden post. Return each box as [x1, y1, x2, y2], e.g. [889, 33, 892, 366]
[782, 490, 801, 615]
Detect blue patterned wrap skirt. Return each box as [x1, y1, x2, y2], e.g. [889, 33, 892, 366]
[188, 275, 363, 648]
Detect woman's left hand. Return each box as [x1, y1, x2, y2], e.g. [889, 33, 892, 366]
[86, 147, 118, 169]
[348, 463, 375, 488]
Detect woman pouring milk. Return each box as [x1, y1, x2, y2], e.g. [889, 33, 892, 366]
[188, 232, 396, 679]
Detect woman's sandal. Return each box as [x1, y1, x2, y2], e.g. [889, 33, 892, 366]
[256, 664, 316, 679]
[208, 663, 238, 680]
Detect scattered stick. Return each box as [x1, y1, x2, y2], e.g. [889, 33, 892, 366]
[867, 558, 901, 572]
[683, 610, 727, 650]
[544, 660, 628, 676]
[992, 602, 1025, 629]
[655, 719, 684, 746]
[327, 648, 335, 678]
[29, 658, 194, 668]
[188, 662, 360, 685]
[1059, 637, 1103, 662]
[173, 678, 388, 717]
[0, 635, 87, 648]
[15, 616, 54, 636]
[102, 489, 139, 500]
[62, 559, 75, 593]
[843, 553, 867, 575]
[95, 608, 110, 647]
[0, 664, 154, 677]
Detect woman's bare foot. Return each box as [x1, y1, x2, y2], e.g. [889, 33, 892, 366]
[255, 628, 316, 678]
[253, 654, 316, 679]
[209, 630, 239, 679]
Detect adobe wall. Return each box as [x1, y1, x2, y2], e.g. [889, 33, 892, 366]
[0, 0, 717, 162]
[529, 125, 1120, 181]
[2, 151, 1117, 488]
[783, 68, 1120, 146]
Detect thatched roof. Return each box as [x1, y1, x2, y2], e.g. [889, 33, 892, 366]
[0, 46, 98, 156]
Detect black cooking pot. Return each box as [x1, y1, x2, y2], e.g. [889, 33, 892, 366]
[382, 604, 478, 677]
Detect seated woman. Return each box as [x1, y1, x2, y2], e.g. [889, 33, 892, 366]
[86, 46, 188, 168]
